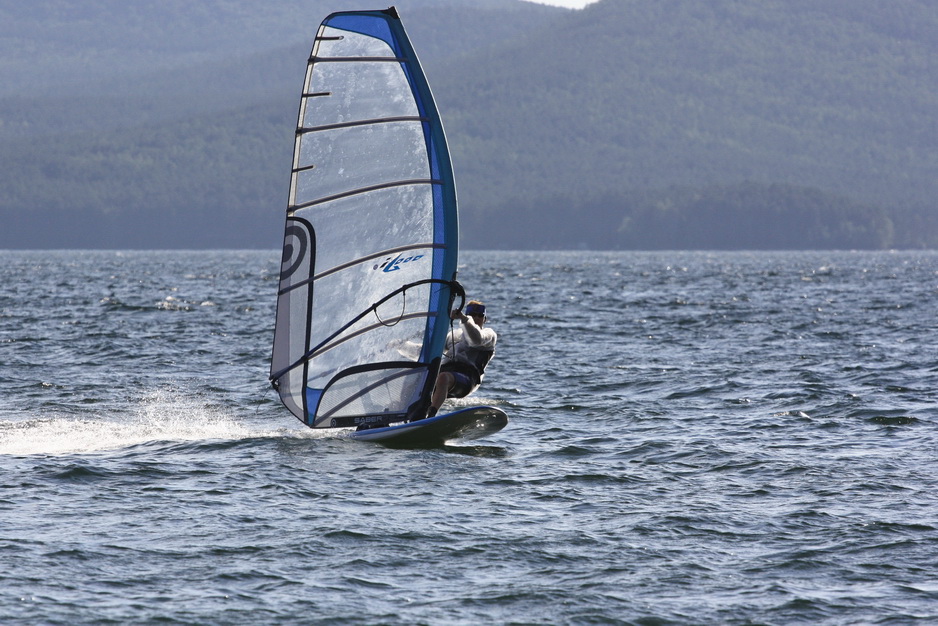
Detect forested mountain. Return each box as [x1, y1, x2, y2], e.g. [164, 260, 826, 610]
[0, 0, 548, 97]
[442, 0, 938, 249]
[2, 0, 937, 249]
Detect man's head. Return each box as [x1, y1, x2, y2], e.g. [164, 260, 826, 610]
[465, 301, 486, 324]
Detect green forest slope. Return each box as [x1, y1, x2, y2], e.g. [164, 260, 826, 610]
[442, 0, 938, 249]
[1, 0, 936, 249]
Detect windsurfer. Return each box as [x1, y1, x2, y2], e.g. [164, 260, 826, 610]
[426, 300, 497, 418]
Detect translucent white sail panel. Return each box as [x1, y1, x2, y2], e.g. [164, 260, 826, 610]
[270, 8, 459, 429]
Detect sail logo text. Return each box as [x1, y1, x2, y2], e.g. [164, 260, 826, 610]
[374, 254, 424, 272]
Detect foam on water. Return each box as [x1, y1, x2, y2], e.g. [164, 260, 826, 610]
[443, 395, 505, 410]
[0, 386, 315, 456]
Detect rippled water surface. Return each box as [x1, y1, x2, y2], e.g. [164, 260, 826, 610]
[2, 250, 937, 624]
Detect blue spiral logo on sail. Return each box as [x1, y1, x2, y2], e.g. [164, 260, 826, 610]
[281, 223, 308, 280]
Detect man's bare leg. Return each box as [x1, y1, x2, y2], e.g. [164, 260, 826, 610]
[428, 371, 455, 417]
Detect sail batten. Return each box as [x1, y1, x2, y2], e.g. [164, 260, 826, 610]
[270, 7, 458, 430]
[288, 178, 443, 211]
[298, 115, 429, 135]
[277, 242, 443, 295]
[311, 56, 409, 63]
[311, 242, 444, 281]
[311, 312, 433, 358]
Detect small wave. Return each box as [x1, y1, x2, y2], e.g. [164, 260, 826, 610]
[442, 443, 509, 457]
[99, 295, 213, 312]
[862, 413, 920, 426]
[46, 464, 112, 482]
[98, 296, 155, 312]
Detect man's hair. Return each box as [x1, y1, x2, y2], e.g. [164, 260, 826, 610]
[465, 301, 486, 317]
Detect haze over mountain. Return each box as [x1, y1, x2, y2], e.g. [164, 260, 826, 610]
[1, 0, 936, 249]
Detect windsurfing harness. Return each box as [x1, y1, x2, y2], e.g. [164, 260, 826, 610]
[443, 322, 496, 387]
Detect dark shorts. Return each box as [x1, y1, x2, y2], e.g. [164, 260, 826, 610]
[441, 362, 480, 398]
[448, 372, 474, 398]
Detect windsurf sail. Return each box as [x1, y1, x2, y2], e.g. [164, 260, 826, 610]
[270, 7, 460, 429]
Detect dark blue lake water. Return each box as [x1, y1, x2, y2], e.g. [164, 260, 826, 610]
[2, 250, 937, 624]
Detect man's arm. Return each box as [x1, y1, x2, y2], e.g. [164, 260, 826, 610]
[451, 310, 495, 348]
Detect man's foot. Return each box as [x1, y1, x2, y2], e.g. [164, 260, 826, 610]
[426, 407, 438, 418]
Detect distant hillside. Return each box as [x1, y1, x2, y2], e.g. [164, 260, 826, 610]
[440, 0, 938, 247]
[0, 0, 564, 248]
[0, 0, 552, 96]
[1, 0, 937, 249]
